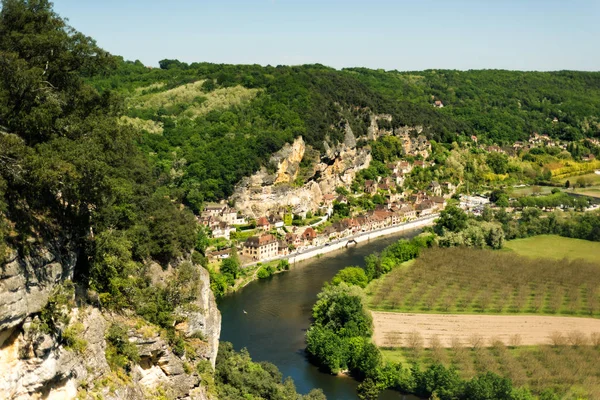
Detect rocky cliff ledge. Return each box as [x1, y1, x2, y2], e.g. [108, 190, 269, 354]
[231, 114, 429, 217]
[0, 246, 220, 400]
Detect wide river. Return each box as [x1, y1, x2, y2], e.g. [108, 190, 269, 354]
[219, 230, 420, 400]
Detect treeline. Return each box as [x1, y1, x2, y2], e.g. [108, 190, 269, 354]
[305, 238, 534, 400]
[434, 203, 600, 248]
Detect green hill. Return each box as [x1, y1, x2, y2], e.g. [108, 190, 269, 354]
[88, 61, 600, 208]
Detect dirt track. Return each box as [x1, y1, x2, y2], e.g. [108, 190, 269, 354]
[372, 311, 600, 347]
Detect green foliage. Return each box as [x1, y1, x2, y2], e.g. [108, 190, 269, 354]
[215, 341, 319, 399]
[434, 205, 468, 234]
[331, 267, 369, 288]
[62, 322, 87, 354]
[105, 323, 140, 372]
[39, 281, 75, 334]
[257, 265, 275, 279]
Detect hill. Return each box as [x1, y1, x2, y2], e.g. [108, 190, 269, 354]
[88, 61, 600, 209]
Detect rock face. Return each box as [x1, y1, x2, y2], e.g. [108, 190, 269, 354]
[175, 266, 221, 368]
[0, 247, 220, 400]
[231, 113, 429, 217]
[0, 242, 77, 344]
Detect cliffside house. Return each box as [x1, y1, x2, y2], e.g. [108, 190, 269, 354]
[322, 193, 336, 206]
[257, 216, 271, 231]
[207, 249, 231, 263]
[198, 215, 218, 230]
[212, 222, 236, 240]
[387, 163, 399, 174]
[583, 154, 596, 162]
[397, 203, 417, 220]
[487, 145, 505, 154]
[203, 203, 227, 217]
[278, 241, 289, 256]
[399, 161, 413, 174]
[285, 232, 303, 248]
[301, 227, 318, 244]
[416, 200, 435, 217]
[391, 172, 405, 186]
[430, 196, 447, 210]
[428, 181, 442, 197]
[269, 215, 284, 229]
[336, 195, 348, 204]
[434, 100, 444, 108]
[243, 233, 278, 261]
[364, 180, 378, 194]
[220, 208, 238, 225]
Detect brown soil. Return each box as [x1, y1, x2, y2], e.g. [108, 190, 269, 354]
[372, 311, 600, 347]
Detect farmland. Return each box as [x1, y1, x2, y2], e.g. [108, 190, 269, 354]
[365, 238, 600, 397]
[504, 234, 600, 263]
[366, 246, 600, 316]
[380, 342, 600, 397]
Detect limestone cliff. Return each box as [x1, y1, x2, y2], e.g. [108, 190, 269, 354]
[231, 113, 429, 217]
[0, 246, 221, 400]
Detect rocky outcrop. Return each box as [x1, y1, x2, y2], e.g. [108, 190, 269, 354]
[0, 248, 220, 400]
[231, 113, 429, 217]
[0, 242, 77, 345]
[175, 266, 221, 368]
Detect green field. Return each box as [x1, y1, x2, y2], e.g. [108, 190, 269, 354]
[557, 172, 600, 186]
[510, 185, 557, 197]
[504, 235, 600, 263]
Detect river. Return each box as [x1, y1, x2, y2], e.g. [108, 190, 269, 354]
[219, 230, 420, 400]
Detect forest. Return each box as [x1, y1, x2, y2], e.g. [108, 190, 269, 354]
[85, 59, 600, 210]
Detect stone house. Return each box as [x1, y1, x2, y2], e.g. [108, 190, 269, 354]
[212, 222, 235, 240]
[428, 181, 442, 197]
[301, 227, 318, 244]
[364, 180, 378, 194]
[256, 216, 271, 231]
[243, 233, 278, 261]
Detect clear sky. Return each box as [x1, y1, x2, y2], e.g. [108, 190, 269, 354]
[51, 0, 600, 71]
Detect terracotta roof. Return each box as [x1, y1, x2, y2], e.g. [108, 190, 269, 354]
[245, 233, 277, 247]
[257, 216, 270, 226]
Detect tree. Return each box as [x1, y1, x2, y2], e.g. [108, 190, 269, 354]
[357, 378, 381, 400]
[220, 257, 240, 281]
[565, 180, 570, 189]
[332, 267, 369, 288]
[435, 205, 468, 234]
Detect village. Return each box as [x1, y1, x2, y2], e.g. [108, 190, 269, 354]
[199, 156, 459, 266]
[197, 130, 599, 267]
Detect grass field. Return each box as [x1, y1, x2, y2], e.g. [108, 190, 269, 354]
[557, 172, 600, 185]
[504, 235, 600, 263]
[510, 185, 556, 197]
[366, 246, 600, 316]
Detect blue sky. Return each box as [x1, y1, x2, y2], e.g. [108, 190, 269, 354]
[52, 0, 599, 71]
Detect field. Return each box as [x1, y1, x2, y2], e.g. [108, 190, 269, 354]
[366, 239, 600, 397]
[380, 344, 600, 397]
[557, 171, 600, 198]
[366, 247, 600, 316]
[504, 235, 600, 263]
[372, 312, 600, 348]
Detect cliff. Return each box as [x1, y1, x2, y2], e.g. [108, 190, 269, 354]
[0, 246, 221, 400]
[231, 114, 430, 217]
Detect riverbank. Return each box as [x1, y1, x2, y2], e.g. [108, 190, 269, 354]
[243, 214, 438, 268]
[231, 215, 438, 292]
[218, 231, 422, 399]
